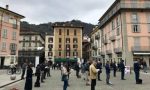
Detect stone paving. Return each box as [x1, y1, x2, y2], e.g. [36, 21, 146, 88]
[1, 69, 150, 90]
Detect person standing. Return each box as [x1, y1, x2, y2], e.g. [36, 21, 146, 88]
[24, 64, 33, 90]
[75, 62, 80, 78]
[134, 60, 141, 84]
[90, 60, 98, 90]
[112, 61, 117, 77]
[96, 61, 102, 81]
[85, 61, 91, 86]
[143, 60, 147, 73]
[40, 62, 45, 83]
[105, 61, 111, 85]
[120, 60, 126, 80]
[34, 64, 41, 87]
[62, 64, 69, 90]
[21, 62, 27, 80]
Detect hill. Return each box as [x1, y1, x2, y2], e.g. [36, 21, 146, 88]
[20, 20, 95, 36]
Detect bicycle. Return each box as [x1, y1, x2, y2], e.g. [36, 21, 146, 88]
[7, 66, 22, 75]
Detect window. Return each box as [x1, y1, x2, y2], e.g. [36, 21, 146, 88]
[74, 29, 77, 36]
[73, 52, 78, 56]
[59, 45, 61, 48]
[66, 52, 70, 57]
[35, 36, 38, 40]
[48, 38, 53, 43]
[59, 29, 61, 35]
[132, 13, 138, 23]
[59, 38, 61, 43]
[147, 14, 150, 32]
[12, 32, 16, 40]
[59, 52, 61, 56]
[66, 38, 70, 43]
[132, 25, 140, 33]
[29, 36, 32, 40]
[2, 42, 6, 50]
[116, 17, 120, 27]
[48, 44, 53, 48]
[73, 45, 78, 48]
[10, 43, 17, 50]
[66, 44, 70, 50]
[116, 27, 120, 36]
[112, 20, 115, 30]
[4, 15, 9, 22]
[67, 29, 69, 35]
[2, 29, 7, 38]
[23, 42, 25, 47]
[73, 38, 78, 43]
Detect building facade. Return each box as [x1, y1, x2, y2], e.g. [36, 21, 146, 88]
[90, 26, 102, 63]
[45, 34, 54, 62]
[99, 0, 150, 67]
[82, 35, 92, 62]
[0, 6, 24, 68]
[19, 32, 45, 66]
[53, 23, 83, 62]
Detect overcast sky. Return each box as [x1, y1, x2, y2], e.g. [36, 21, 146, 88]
[0, 0, 115, 25]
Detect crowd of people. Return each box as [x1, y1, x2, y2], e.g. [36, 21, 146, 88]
[18, 58, 148, 90]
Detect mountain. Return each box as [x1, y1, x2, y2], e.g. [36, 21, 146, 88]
[20, 20, 95, 36]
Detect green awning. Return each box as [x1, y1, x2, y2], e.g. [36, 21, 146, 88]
[54, 58, 77, 62]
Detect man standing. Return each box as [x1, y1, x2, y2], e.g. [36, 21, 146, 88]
[21, 62, 27, 80]
[134, 60, 141, 84]
[120, 60, 126, 80]
[90, 60, 98, 90]
[112, 61, 117, 77]
[105, 61, 111, 85]
[96, 61, 102, 81]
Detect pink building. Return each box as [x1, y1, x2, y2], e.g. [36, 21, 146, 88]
[99, 0, 150, 67]
[0, 5, 24, 68]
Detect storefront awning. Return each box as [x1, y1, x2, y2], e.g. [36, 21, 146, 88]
[54, 58, 77, 62]
[134, 53, 150, 55]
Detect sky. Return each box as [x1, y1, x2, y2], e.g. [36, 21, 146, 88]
[0, 0, 115, 25]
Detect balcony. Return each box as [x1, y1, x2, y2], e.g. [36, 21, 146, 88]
[106, 50, 112, 55]
[58, 48, 62, 51]
[92, 46, 97, 51]
[66, 48, 70, 51]
[109, 35, 116, 41]
[131, 46, 150, 52]
[100, 51, 105, 55]
[114, 47, 122, 54]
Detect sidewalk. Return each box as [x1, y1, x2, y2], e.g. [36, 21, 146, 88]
[0, 68, 35, 88]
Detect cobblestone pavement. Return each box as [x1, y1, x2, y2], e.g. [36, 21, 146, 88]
[1, 69, 150, 90]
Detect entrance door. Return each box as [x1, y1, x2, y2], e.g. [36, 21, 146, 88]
[0, 57, 5, 69]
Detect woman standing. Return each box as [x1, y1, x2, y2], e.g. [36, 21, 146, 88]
[62, 64, 69, 90]
[24, 64, 33, 90]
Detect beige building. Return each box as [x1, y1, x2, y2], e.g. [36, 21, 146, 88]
[53, 23, 83, 62]
[0, 5, 24, 68]
[19, 31, 45, 65]
[98, 0, 150, 67]
[45, 34, 54, 62]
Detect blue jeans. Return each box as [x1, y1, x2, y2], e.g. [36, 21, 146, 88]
[63, 80, 68, 90]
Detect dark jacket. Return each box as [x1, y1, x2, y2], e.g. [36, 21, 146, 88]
[120, 61, 125, 71]
[105, 64, 110, 74]
[96, 63, 102, 69]
[134, 62, 140, 73]
[35, 64, 41, 76]
[25, 66, 33, 90]
[112, 63, 117, 70]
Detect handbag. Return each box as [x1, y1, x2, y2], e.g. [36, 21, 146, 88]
[61, 74, 67, 81]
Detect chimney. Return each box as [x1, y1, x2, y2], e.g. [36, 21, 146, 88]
[6, 5, 9, 9]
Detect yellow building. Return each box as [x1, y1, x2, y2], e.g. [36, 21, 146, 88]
[53, 23, 83, 62]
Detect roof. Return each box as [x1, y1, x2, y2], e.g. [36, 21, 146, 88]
[0, 7, 25, 19]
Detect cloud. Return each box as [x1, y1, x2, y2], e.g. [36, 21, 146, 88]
[0, 0, 115, 24]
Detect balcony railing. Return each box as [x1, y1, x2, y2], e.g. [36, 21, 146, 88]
[114, 47, 122, 53]
[131, 46, 150, 52]
[109, 35, 116, 41]
[106, 50, 112, 55]
[100, 51, 105, 55]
